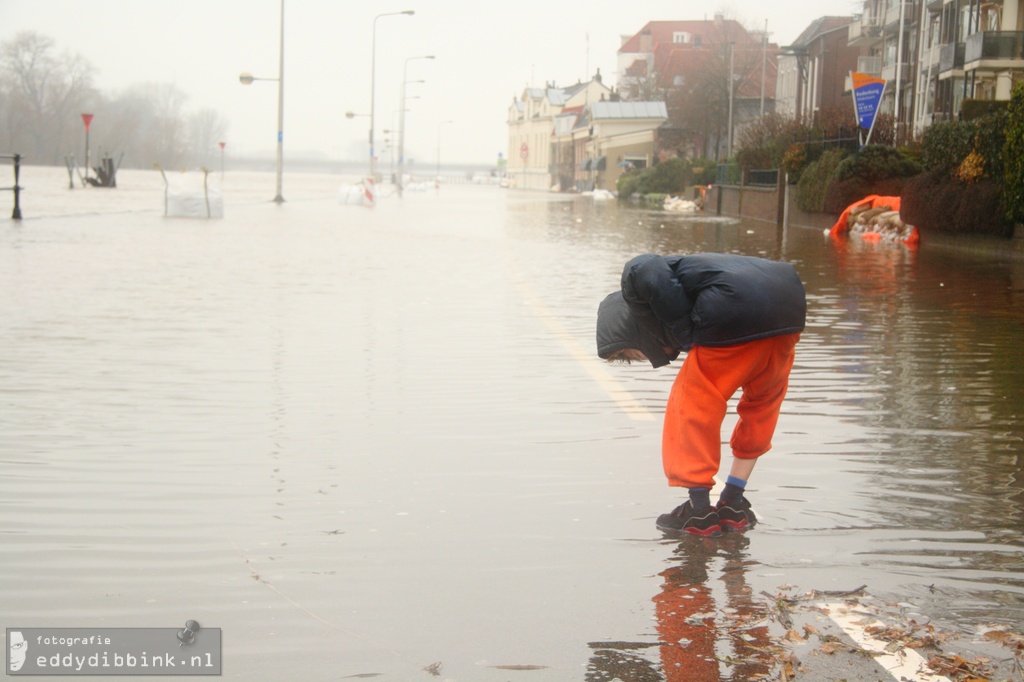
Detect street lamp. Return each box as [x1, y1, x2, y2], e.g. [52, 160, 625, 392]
[370, 10, 415, 181]
[239, 0, 285, 203]
[436, 119, 453, 181]
[398, 55, 434, 194]
[726, 41, 735, 159]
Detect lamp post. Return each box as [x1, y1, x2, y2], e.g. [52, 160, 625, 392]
[370, 11, 415, 181]
[399, 81, 425, 192]
[398, 54, 434, 194]
[436, 119, 453, 183]
[726, 41, 735, 159]
[239, 0, 285, 203]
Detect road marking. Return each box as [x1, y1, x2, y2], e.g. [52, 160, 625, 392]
[819, 602, 952, 681]
[515, 280, 655, 421]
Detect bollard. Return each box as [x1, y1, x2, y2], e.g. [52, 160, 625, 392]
[2, 153, 24, 219]
[12, 153, 22, 220]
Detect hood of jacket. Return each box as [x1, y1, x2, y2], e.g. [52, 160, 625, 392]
[596, 291, 679, 368]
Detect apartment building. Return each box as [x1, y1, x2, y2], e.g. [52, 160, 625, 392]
[849, 0, 1024, 139]
[777, 16, 859, 123]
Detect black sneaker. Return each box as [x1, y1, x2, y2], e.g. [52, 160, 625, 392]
[716, 497, 757, 532]
[656, 501, 723, 537]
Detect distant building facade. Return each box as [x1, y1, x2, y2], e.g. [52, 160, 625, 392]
[776, 17, 859, 124]
[506, 74, 611, 190]
[506, 71, 667, 192]
[617, 14, 780, 159]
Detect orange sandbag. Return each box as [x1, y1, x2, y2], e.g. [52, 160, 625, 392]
[830, 195, 902, 236]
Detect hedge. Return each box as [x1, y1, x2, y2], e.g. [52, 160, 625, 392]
[1004, 82, 1024, 224]
[902, 169, 1013, 238]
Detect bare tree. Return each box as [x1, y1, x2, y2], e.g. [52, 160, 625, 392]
[1, 31, 230, 171]
[0, 31, 97, 164]
[662, 19, 773, 160]
[186, 108, 229, 168]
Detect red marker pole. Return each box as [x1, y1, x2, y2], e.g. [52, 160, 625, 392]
[81, 113, 94, 184]
[219, 141, 226, 180]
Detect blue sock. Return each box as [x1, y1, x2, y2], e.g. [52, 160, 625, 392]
[688, 487, 711, 511]
[719, 476, 747, 505]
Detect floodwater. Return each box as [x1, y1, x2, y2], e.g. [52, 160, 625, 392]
[1, 166, 1022, 681]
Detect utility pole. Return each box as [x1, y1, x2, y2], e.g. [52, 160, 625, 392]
[761, 20, 768, 116]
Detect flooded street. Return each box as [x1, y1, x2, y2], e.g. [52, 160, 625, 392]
[2, 167, 1023, 680]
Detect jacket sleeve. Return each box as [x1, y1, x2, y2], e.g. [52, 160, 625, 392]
[620, 254, 693, 330]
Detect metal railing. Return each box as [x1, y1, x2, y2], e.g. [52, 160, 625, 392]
[746, 169, 779, 187]
[939, 42, 966, 73]
[884, 1, 913, 28]
[715, 163, 742, 186]
[965, 31, 1024, 64]
[858, 55, 883, 75]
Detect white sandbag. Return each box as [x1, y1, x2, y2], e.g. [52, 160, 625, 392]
[159, 168, 224, 218]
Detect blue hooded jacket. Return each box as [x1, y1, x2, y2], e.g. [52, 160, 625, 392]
[597, 253, 807, 368]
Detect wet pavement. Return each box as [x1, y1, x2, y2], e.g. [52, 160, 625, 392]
[1, 167, 1023, 680]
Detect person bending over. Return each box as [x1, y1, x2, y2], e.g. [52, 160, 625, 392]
[596, 253, 806, 537]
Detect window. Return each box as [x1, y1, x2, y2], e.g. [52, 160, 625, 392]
[672, 32, 690, 44]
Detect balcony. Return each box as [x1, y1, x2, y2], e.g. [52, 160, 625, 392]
[884, 1, 913, 29]
[938, 42, 965, 76]
[881, 61, 910, 83]
[965, 31, 1024, 70]
[849, 13, 883, 46]
[858, 55, 883, 76]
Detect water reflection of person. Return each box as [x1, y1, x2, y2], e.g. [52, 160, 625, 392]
[654, 535, 772, 681]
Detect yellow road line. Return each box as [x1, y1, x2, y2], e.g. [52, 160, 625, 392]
[515, 279, 655, 422]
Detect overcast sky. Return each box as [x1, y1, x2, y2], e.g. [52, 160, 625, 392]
[1, 0, 862, 166]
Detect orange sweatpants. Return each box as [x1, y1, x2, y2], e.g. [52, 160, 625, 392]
[662, 333, 799, 489]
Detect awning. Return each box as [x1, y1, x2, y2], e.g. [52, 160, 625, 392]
[579, 159, 591, 171]
[594, 156, 606, 171]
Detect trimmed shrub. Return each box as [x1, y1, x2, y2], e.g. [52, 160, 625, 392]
[974, 111, 1009, 182]
[616, 169, 642, 198]
[796, 148, 848, 212]
[901, 171, 960, 232]
[1003, 82, 1024, 224]
[617, 159, 692, 197]
[920, 120, 975, 174]
[961, 98, 1010, 120]
[689, 158, 717, 186]
[820, 145, 921, 213]
[642, 158, 689, 194]
[830, 144, 922, 184]
[902, 169, 1013, 238]
[920, 113, 1005, 172]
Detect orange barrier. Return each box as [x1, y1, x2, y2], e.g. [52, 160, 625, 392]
[829, 195, 919, 246]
